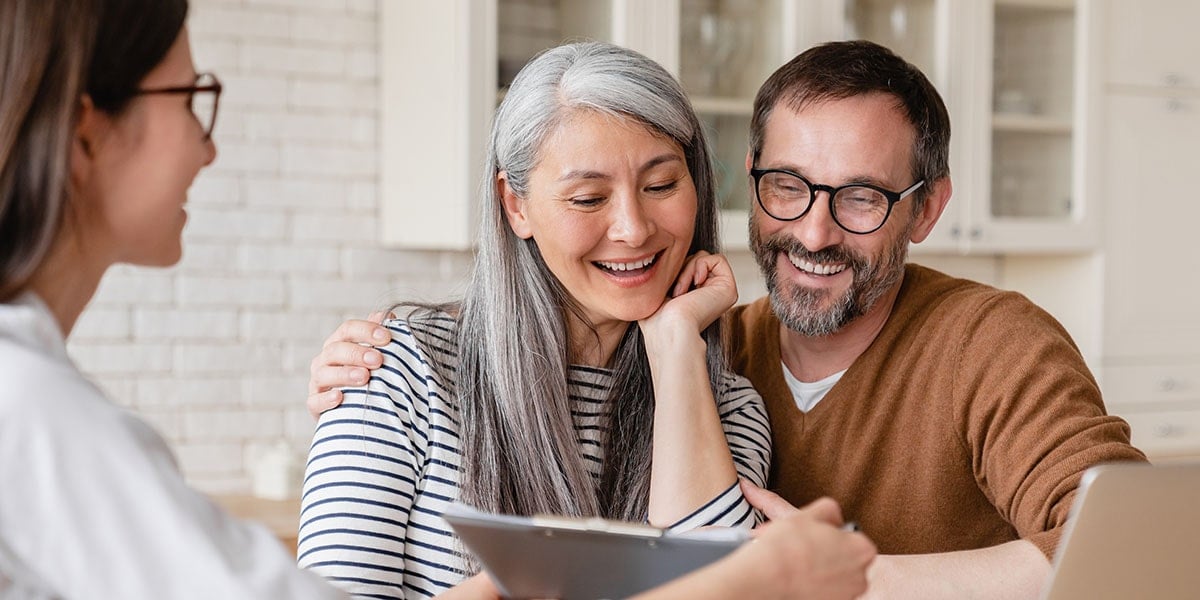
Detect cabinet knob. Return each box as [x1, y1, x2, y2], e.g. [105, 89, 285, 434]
[1153, 423, 1183, 438]
[1167, 98, 1187, 113]
[1158, 377, 1179, 392]
[949, 225, 962, 239]
[969, 227, 982, 240]
[1165, 72, 1183, 86]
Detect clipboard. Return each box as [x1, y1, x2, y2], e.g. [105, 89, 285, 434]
[441, 502, 749, 600]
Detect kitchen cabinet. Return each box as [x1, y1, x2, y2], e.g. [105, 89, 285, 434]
[1098, 0, 1200, 461]
[379, 0, 1101, 255]
[1104, 0, 1200, 90]
[768, 0, 1100, 254]
[379, 0, 676, 249]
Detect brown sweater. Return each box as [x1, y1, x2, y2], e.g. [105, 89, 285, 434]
[727, 264, 1146, 558]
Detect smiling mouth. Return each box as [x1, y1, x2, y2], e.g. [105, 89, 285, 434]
[594, 251, 660, 277]
[786, 251, 848, 276]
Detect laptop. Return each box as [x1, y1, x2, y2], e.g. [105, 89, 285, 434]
[1042, 462, 1200, 600]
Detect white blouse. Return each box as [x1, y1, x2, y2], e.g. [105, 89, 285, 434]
[0, 293, 343, 599]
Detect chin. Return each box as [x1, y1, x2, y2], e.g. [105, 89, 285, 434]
[615, 298, 670, 324]
[136, 243, 184, 268]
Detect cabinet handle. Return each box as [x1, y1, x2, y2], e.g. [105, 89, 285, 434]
[1167, 98, 1187, 113]
[1165, 72, 1183, 86]
[1158, 377, 1179, 392]
[1153, 423, 1183, 438]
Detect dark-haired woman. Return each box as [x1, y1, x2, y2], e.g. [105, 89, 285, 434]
[0, 0, 345, 596]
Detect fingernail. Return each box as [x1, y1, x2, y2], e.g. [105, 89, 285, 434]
[372, 328, 388, 343]
[354, 369, 368, 384]
[365, 351, 382, 367]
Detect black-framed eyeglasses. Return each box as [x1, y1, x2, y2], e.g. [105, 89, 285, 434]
[134, 72, 222, 140]
[750, 167, 925, 235]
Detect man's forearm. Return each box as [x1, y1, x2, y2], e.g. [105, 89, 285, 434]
[863, 540, 1051, 599]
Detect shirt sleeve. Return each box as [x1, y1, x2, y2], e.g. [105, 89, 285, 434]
[953, 292, 1148, 559]
[0, 368, 345, 599]
[298, 320, 438, 598]
[666, 373, 771, 532]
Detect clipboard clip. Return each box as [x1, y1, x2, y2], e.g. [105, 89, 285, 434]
[531, 515, 665, 539]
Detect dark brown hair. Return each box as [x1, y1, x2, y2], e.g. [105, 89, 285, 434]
[0, 0, 188, 301]
[749, 40, 951, 209]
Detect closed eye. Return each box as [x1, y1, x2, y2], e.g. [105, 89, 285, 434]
[568, 196, 605, 208]
[646, 180, 678, 194]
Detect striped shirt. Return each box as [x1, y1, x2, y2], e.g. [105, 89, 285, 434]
[298, 312, 771, 599]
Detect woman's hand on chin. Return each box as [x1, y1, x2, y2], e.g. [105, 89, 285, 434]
[639, 251, 738, 339]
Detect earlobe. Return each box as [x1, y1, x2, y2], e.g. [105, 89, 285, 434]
[497, 171, 533, 239]
[70, 95, 100, 185]
[909, 177, 952, 244]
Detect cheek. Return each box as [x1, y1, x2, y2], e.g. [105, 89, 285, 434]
[664, 191, 699, 242]
[751, 212, 786, 245]
[531, 211, 603, 269]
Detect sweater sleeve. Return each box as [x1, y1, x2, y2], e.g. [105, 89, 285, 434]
[952, 292, 1147, 559]
[298, 319, 438, 597]
[665, 372, 771, 532]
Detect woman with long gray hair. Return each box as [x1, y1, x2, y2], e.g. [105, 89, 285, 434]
[297, 42, 773, 597]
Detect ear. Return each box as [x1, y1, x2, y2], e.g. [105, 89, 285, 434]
[70, 95, 102, 186]
[497, 171, 533, 239]
[744, 149, 753, 173]
[909, 176, 952, 244]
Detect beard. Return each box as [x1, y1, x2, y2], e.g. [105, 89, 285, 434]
[749, 211, 911, 337]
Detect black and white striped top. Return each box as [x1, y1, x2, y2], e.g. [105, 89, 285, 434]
[298, 313, 771, 599]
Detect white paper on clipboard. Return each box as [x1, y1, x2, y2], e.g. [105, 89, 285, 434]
[441, 502, 749, 600]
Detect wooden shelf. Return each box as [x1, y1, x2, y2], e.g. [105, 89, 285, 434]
[992, 112, 1073, 134]
[995, 0, 1074, 11]
[690, 96, 754, 116]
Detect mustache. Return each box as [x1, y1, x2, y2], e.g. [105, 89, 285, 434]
[757, 233, 869, 273]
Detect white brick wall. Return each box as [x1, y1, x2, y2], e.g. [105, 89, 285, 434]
[66, 0, 473, 495]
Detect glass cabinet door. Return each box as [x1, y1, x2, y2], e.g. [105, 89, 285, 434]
[989, 0, 1076, 220]
[843, 0, 941, 82]
[497, 0, 614, 91]
[679, 0, 787, 248]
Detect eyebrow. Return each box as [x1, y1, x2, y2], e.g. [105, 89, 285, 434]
[555, 153, 684, 182]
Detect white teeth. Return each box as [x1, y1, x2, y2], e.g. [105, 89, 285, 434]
[787, 252, 848, 276]
[597, 255, 657, 272]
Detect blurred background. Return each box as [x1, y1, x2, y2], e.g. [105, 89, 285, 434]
[67, 0, 1199, 505]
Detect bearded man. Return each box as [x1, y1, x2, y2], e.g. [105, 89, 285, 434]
[728, 40, 1146, 598]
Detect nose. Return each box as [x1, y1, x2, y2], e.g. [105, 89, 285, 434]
[790, 190, 845, 252]
[201, 135, 217, 167]
[607, 190, 655, 247]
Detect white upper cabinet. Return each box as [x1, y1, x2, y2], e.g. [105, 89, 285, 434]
[1105, 0, 1200, 89]
[379, 0, 1104, 255]
[845, 0, 1101, 254]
